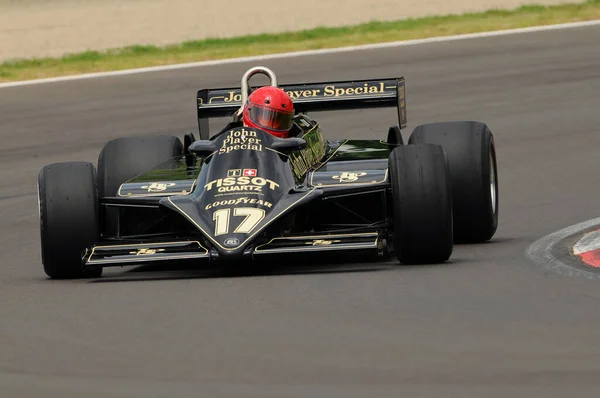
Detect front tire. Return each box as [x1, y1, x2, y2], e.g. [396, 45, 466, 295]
[389, 144, 453, 264]
[38, 162, 102, 279]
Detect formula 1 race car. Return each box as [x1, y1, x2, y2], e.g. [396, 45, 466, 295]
[37, 66, 498, 279]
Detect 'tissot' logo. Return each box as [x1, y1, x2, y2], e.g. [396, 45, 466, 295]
[204, 176, 280, 193]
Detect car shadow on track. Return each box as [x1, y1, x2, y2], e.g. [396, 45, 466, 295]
[87, 259, 395, 283]
[86, 253, 470, 283]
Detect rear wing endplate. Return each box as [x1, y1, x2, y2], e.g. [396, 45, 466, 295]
[196, 78, 407, 138]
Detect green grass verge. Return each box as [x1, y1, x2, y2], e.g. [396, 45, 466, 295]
[1, 0, 599, 82]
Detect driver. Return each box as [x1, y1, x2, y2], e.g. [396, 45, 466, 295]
[242, 86, 295, 138]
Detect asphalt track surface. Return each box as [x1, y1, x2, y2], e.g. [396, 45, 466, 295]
[1, 25, 600, 397]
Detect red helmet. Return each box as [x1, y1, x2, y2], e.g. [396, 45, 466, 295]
[243, 86, 294, 138]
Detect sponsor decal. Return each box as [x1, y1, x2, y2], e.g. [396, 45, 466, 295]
[227, 169, 242, 177]
[321, 83, 390, 98]
[206, 82, 396, 105]
[141, 182, 176, 192]
[243, 169, 257, 177]
[218, 128, 263, 155]
[129, 248, 165, 255]
[310, 169, 388, 187]
[204, 176, 280, 194]
[308, 239, 342, 246]
[332, 172, 367, 183]
[289, 129, 327, 180]
[204, 197, 273, 210]
[398, 80, 407, 127]
[119, 179, 196, 197]
[223, 237, 240, 247]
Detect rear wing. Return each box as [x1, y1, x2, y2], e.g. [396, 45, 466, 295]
[196, 78, 407, 138]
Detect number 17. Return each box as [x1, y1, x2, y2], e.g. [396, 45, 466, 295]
[213, 207, 266, 236]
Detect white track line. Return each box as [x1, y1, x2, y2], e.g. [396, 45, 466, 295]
[526, 217, 600, 280]
[1, 20, 600, 89]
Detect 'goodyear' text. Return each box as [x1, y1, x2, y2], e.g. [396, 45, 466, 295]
[205, 197, 273, 210]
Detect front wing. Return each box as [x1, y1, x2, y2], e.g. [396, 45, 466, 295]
[83, 231, 387, 268]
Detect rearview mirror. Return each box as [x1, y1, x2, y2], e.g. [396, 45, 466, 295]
[271, 137, 306, 153]
[188, 140, 218, 157]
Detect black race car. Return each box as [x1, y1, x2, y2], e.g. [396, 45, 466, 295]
[37, 66, 498, 279]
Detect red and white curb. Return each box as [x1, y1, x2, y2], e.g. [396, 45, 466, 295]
[572, 228, 600, 268]
[526, 217, 600, 280]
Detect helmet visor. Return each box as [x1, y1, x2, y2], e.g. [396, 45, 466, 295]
[249, 104, 293, 132]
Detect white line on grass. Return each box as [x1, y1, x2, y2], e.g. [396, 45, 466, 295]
[1, 20, 600, 89]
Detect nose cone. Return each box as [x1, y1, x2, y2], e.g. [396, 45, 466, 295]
[159, 127, 322, 259]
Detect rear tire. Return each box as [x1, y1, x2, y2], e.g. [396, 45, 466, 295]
[97, 135, 183, 236]
[409, 121, 498, 243]
[389, 144, 453, 264]
[98, 135, 183, 197]
[38, 162, 102, 279]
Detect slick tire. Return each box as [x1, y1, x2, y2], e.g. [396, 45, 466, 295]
[389, 144, 453, 264]
[98, 135, 183, 236]
[98, 135, 184, 197]
[38, 162, 102, 279]
[409, 121, 498, 243]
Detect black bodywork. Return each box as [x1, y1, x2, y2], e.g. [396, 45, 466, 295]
[86, 78, 407, 269]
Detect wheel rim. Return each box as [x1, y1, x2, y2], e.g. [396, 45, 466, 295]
[36, 180, 41, 220]
[489, 150, 497, 215]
